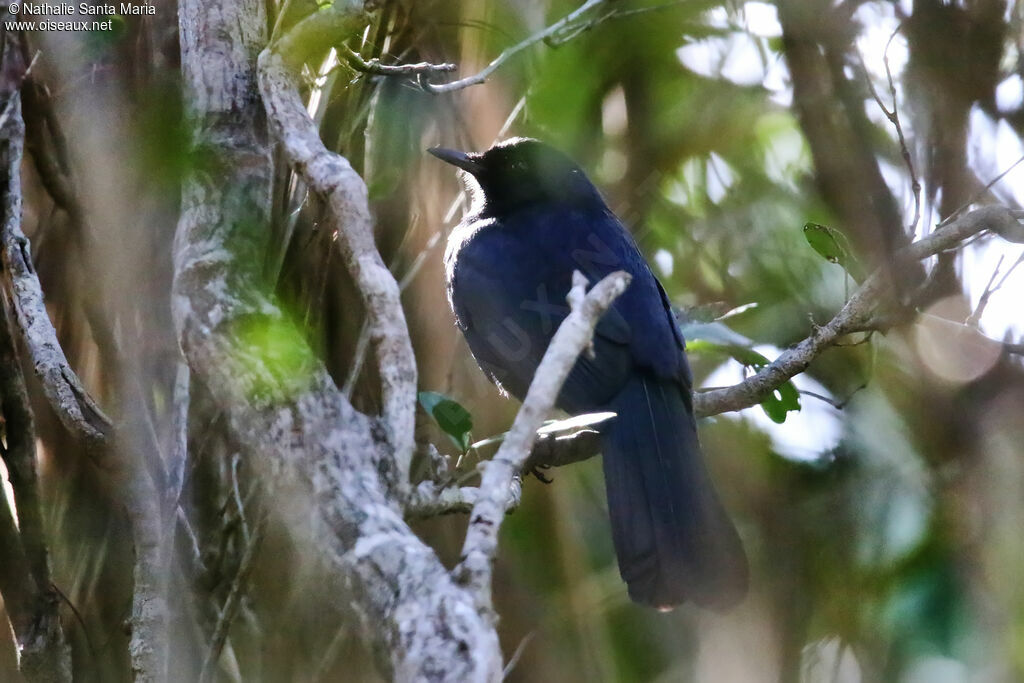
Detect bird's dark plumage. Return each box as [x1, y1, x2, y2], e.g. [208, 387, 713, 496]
[431, 138, 747, 610]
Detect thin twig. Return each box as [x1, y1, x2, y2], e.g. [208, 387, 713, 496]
[311, 624, 350, 682]
[798, 384, 866, 410]
[342, 320, 372, 398]
[882, 24, 921, 233]
[544, 0, 690, 47]
[230, 454, 251, 543]
[341, 45, 455, 77]
[966, 252, 1024, 327]
[858, 25, 921, 234]
[502, 631, 535, 679]
[420, 0, 608, 93]
[939, 153, 1024, 229]
[198, 516, 266, 683]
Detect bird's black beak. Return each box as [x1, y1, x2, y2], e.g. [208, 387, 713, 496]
[428, 147, 484, 175]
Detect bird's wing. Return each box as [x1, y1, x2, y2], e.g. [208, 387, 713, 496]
[447, 205, 689, 411]
[556, 208, 691, 411]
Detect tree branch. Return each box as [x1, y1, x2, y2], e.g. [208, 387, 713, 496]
[176, 1, 501, 678]
[420, 0, 610, 94]
[259, 47, 417, 497]
[694, 205, 1022, 417]
[406, 478, 522, 519]
[0, 74, 71, 683]
[456, 270, 631, 614]
[524, 426, 602, 472]
[0, 85, 111, 450]
[341, 46, 455, 78]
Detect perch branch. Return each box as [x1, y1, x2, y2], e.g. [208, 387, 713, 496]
[405, 478, 521, 519]
[456, 270, 631, 614]
[524, 426, 603, 471]
[693, 205, 1022, 417]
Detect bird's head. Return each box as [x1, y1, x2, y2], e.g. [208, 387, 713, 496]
[428, 138, 602, 215]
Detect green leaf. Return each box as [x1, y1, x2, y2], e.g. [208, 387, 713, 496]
[418, 391, 473, 452]
[760, 381, 801, 424]
[803, 222, 847, 264]
[803, 222, 864, 282]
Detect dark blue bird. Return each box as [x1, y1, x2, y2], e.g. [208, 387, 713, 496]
[430, 138, 747, 610]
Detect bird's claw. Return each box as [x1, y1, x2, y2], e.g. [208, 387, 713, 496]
[529, 464, 553, 484]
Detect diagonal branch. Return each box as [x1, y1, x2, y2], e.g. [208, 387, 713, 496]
[198, 516, 266, 683]
[176, 1, 501, 679]
[0, 70, 72, 683]
[0, 83, 111, 449]
[456, 270, 631, 614]
[259, 46, 417, 496]
[420, 0, 610, 94]
[522, 206, 1023, 472]
[693, 205, 1022, 417]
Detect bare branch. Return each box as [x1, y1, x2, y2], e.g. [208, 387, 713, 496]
[940, 154, 1024, 229]
[405, 479, 521, 519]
[524, 426, 602, 471]
[199, 516, 266, 683]
[0, 84, 111, 449]
[964, 252, 1024, 327]
[125, 441, 169, 683]
[341, 46, 455, 77]
[456, 270, 631, 614]
[420, 0, 609, 94]
[0, 75, 71, 683]
[694, 205, 1022, 417]
[177, 2, 501, 678]
[259, 48, 417, 495]
[858, 27, 921, 233]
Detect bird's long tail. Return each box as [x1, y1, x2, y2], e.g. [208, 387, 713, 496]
[600, 374, 748, 610]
